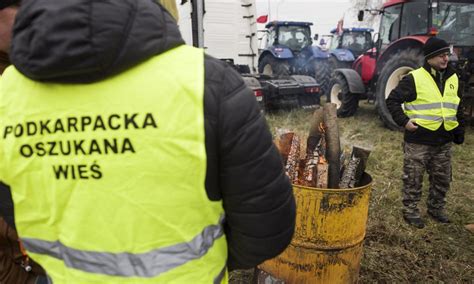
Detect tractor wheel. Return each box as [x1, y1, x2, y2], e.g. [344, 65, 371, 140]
[328, 73, 359, 117]
[258, 56, 290, 77]
[376, 49, 423, 130]
[312, 59, 330, 96]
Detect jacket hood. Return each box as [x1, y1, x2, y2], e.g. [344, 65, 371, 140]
[10, 0, 185, 83]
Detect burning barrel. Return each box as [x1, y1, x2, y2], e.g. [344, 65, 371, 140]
[256, 174, 373, 283]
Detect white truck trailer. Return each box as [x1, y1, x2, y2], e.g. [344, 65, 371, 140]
[177, 0, 259, 73]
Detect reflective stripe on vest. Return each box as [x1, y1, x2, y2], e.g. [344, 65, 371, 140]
[0, 45, 228, 283]
[404, 67, 459, 131]
[22, 215, 224, 278]
[404, 102, 458, 111]
[406, 114, 457, 121]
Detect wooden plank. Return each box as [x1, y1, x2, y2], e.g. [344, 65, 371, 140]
[274, 132, 294, 165]
[301, 149, 318, 187]
[339, 146, 371, 188]
[274, 131, 301, 183]
[323, 103, 341, 188]
[339, 157, 361, 188]
[306, 106, 324, 156]
[285, 134, 300, 183]
[302, 132, 329, 187]
[316, 163, 329, 188]
[352, 146, 371, 187]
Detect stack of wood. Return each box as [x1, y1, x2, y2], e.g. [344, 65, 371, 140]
[274, 104, 371, 189]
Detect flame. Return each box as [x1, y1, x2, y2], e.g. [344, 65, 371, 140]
[319, 122, 326, 134]
[318, 155, 327, 164]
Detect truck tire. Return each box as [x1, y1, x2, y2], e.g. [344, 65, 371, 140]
[258, 56, 290, 76]
[328, 73, 358, 117]
[313, 59, 330, 96]
[376, 49, 423, 130]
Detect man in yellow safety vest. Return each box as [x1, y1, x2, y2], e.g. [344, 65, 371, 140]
[0, 0, 296, 282]
[387, 37, 465, 229]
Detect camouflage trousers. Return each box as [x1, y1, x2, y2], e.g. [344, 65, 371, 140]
[402, 142, 452, 218]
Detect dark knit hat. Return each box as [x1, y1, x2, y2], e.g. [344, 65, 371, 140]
[423, 37, 450, 59]
[0, 0, 20, 10]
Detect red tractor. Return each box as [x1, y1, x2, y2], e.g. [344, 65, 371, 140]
[328, 0, 474, 129]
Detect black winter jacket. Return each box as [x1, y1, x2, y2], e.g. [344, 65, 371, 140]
[386, 62, 465, 145]
[4, 0, 295, 271]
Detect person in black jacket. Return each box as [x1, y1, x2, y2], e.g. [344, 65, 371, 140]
[386, 37, 465, 229]
[0, 0, 295, 278]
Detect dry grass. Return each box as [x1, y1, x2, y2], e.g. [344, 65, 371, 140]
[230, 101, 474, 283]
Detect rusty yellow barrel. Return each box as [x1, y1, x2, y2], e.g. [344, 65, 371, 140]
[258, 173, 373, 283]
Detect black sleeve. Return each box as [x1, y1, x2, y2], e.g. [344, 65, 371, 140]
[0, 182, 15, 230]
[203, 56, 295, 271]
[456, 82, 466, 129]
[386, 74, 417, 127]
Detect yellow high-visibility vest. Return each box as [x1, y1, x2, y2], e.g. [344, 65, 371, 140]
[404, 67, 459, 131]
[0, 45, 227, 283]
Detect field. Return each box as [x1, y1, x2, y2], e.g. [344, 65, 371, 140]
[229, 101, 474, 283]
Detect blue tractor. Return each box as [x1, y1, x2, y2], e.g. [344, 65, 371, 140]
[327, 27, 374, 70]
[258, 21, 331, 97]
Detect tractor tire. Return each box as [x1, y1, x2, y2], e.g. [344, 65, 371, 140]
[328, 73, 359, 117]
[312, 59, 331, 97]
[376, 49, 423, 130]
[258, 56, 290, 77]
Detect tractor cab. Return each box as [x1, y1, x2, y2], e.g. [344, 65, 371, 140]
[263, 21, 314, 53]
[329, 28, 374, 59]
[258, 21, 331, 95]
[376, 0, 474, 50]
[435, 4, 474, 46]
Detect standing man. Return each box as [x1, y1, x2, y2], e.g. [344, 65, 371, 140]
[0, 0, 295, 283]
[387, 37, 465, 229]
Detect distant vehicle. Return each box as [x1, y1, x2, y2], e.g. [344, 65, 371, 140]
[327, 0, 474, 127]
[242, 74, 321, 112]
[318, 34, 333, 51]
[258, 21, 331, 96]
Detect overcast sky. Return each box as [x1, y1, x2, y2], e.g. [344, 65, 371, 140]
[255, 0, 356, 35]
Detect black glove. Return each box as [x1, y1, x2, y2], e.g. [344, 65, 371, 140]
[453, 127, 465, 145]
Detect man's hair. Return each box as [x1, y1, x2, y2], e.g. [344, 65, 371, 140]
[0, 0, 21, 10]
